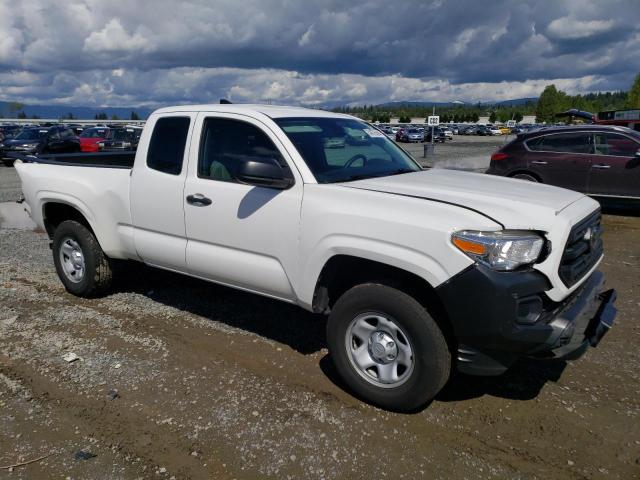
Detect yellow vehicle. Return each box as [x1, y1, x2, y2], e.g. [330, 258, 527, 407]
[498, 126, 511, 135]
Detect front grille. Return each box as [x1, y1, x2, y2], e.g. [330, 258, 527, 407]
[559, 210, 603, 287]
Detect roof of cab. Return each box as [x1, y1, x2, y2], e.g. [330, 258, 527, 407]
[151, 104, 355, 120]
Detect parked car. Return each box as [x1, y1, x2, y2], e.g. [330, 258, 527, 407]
[424, 127, 447, 143]
[1, 126, 80, 166]
[486, 125, 640, 199]
[397, 128, 424, 142]
[498, 126, 511, 135]
[0, 124, 21, 141]
[66, 124, 85, 135]
[13, 105, 616, 412]
[383, 128, 396, 139]
[98, 127, 143, 151]
[0, 128, 43, 165]
[487, 126, 502, 136]
[441, 127, 454, 140]
[79, 127, 111, 152]
[475, 125, 490, 136]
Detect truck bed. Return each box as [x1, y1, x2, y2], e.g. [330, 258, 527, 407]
[10, 151, 135, 169]
[14, 155, 135, 259]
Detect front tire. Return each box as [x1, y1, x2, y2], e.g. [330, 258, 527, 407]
[52, 220, 113, 297]
[511, 172, 539, 182]
[327, 284, 451, 411]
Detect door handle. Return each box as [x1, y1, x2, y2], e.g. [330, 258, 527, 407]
[592, 164, 611, 169]
[531, 161, 548, 165]
[186, 193, 212, 206]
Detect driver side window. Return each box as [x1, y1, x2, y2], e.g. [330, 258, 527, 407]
[198, 118, 286, 183]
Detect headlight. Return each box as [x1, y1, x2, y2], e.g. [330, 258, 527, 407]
[452, 230, 545, 271]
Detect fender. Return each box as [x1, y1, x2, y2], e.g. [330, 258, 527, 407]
[296, 234, 461, 309]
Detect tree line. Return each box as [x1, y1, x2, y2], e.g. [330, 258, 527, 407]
[333, 72, 640, 123]
[0, 103, 143, 121]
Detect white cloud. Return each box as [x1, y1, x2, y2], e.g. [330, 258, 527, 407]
[298, 24, 315, 47]
[547, 17, 615, 40]
[0, 0, 637, 108]
[84, 18, 152, 53]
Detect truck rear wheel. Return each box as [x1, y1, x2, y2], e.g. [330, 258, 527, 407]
[327, 283, 451, 411]
[52, 220, 113, 297]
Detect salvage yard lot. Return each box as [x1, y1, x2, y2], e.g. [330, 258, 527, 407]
[1, 151, 639, 478]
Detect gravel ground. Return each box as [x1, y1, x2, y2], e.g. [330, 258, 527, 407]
[0, 164, 22, 203]
[1, 147, 639, 479]
[401, 134, 508, 171]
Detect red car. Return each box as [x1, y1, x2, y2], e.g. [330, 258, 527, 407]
[79, 127, 110, 152]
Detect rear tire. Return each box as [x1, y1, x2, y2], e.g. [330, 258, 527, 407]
[327, 283, 451, 412]
[52, 220, 113, 297]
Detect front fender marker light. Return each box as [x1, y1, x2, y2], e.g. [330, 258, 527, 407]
[451, 230, 545, 271]
[452, 237, 487, 255]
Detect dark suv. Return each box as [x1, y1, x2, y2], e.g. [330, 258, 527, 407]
[1, 125, 80, 166]
[486, 125, 640, 199]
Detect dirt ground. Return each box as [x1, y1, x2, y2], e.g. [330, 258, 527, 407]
[1, 154, 639, 479]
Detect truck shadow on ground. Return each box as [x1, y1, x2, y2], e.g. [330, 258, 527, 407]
[436, 358, 567, 402]
[113, 262, 327, 355]
[114, 262, 568, 404]
[318, 354, 567, 406]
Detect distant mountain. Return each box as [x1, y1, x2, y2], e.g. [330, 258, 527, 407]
[338, 97, 538, 109]
[491, 97, 537, 106]
[0, 101, 152, 120]
[378, 101, 462, 108]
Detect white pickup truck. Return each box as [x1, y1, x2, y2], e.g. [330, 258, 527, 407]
[14, 104, 617, 411]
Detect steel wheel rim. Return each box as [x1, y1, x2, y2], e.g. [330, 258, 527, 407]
[345, 312, 415, 388]
[59, 237, 85, 283]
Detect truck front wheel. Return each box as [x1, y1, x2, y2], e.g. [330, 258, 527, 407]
[327, 283, 451, 411]
[52, 220, 113, 297]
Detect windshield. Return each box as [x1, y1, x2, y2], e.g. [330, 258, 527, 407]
[14, 129, 45, 141]
[80, 128, 108, 138]
[110, 129, 140, 141]
[274, 117, 421, 183]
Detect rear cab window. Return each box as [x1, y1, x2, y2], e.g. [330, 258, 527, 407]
[147, 117, 191, 175]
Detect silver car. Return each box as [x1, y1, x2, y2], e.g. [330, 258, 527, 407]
[400, 128, 425, 143]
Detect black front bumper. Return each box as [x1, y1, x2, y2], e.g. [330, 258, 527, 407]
[436, 265, 617, 375]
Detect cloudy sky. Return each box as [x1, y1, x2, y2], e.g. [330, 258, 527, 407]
[0, 0, 638, 108]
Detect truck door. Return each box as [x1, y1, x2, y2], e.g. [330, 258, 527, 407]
[130, 114, 196, 271]
[183, 113, 303, 301]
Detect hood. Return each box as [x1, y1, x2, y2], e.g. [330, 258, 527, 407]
[341, 169, 586, 231]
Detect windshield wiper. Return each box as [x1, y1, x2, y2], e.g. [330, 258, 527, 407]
[335, 168, 419, 183]
[339, 174, 380, 182]
[385, 168, 417, 176]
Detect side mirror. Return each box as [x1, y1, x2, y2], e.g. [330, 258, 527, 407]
[236, 158, 294, 190]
